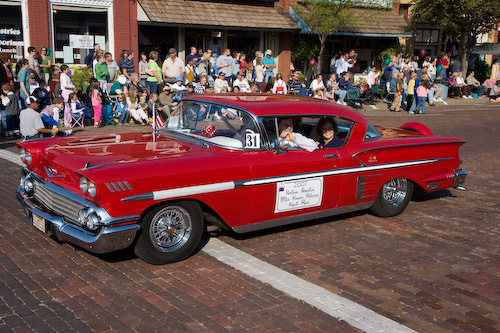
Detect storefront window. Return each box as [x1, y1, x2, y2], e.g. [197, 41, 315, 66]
[0, 4, 24, 62]
[53, 8, 107, 64]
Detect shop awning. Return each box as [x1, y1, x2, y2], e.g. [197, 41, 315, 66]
[471, 43, 500, 55]
[290, 6, 413, 38]
[137, 0, 300, 31]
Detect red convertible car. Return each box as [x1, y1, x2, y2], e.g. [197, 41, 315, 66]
[17, 94, 466, 264]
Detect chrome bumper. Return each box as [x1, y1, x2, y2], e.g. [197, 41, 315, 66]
[17, 180, 140, 254]
[452, 169, 467, 190]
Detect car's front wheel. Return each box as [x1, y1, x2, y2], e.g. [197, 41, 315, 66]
[369, 178, 414, 217]
[134, 201, 204, 265]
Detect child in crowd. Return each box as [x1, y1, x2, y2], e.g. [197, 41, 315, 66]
[127, 88, 149, 125]
[41, 98, 64, 128]
[112, 93, 129, 125]
[390, 72, 404, 112]
[405, 72, 417, 112]
[94, 54, 109, 91]
[1, 83, 20, 138]
[138, 94, 148, 114]
[89, 81, 102, 127]
[414, 82, 430, 115]
[148, 93, 165, 119]
[69, 93, 92, 118]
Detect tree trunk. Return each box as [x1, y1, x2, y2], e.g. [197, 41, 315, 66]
[317, 35, 327, 75]
[459, 34, 469, 77]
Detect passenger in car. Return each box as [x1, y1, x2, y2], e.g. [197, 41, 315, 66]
[316, 117, 343, 149]
[278, 117, 317, 152]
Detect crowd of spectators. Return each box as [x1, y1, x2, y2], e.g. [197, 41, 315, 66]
[1, 44, 500, 139]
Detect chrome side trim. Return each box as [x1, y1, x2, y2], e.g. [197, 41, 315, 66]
[232, 202, 373, 233]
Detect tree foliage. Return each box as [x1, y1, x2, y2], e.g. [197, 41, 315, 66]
[410, 0, 500, 73]
[294, 0, 355, 74]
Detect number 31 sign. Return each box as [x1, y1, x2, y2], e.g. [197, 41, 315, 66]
[245, 130, 260, 148]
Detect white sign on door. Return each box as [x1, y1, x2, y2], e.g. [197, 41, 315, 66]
[275, 177, 323, 213]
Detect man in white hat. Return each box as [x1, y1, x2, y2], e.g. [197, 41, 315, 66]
[20, 97, 72, 140]
[262, 49, 276, 83]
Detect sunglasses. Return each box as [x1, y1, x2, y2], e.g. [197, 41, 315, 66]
[322, 127, 334, 132]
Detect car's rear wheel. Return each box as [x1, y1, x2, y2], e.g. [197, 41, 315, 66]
[369, 178, 414, 217]
[134, 201, 204, 265]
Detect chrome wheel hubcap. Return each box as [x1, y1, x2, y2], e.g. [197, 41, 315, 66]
[382, 178, 408, 207]
[150, 206, 192, 252]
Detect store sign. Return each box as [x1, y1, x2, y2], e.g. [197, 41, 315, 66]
[0, 27, 24, 60]
[69, 34, 94, 49]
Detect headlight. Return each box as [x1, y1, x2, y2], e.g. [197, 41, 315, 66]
[77, 208, 100, 230]
[20, 148, 26, 162]
[85, 213, 98, 229]
[88, 181, 96, 198]
[25, 151, 32, 165]
[80, 177, 88, 194]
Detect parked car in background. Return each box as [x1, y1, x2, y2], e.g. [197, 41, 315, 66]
[17, 94, 467, 264]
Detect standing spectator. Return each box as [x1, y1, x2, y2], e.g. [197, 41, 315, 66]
[405, 72, 417, 112]
[17, 59, 30, 109]
[105, 52, 119, 83]
[27, 73, 39, 95]
[59, 64, 75, 106]
[216, 48, 234, 83]
[31, 80, 51, 110]
[162, 48, 185, 84]
[196, 52, 210, 78]
[85, 43, 100, 68]
[437, 53, 449, 78]
[122, 50, 135, 82]
[38, 46, 52, 83]
[346, 49, 357, 81]
[89, 81, 102, 127]
[1, 83, 20, 138]
[390, 72, 404, 112]
[94, 54, 109, 90]
[117, 49, 127, 72]
[414, 81, 430, 114]
[335, 53, 353, 78]
[272, 73, 287, 94]
[239, 53, 248, 76]
[254, 57, 265, 88]
[1, 56, 14, 87]
[451, 55, 461, 73]
[146, 51, 161, 95]
[138, 52, 149, 87]
[262, 49, 276, 82]
[232, 51, 241, 82]
[365, 67, 379, 105]
[26, 46, 40, 79]
[185, 57, 196, 84]
[185, 46, 199, 65]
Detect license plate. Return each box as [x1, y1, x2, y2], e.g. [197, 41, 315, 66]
[32, 213, 47, 233]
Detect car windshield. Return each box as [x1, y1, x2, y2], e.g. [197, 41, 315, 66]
[165, 100, 260, 149]
[364, 121, 382, 140]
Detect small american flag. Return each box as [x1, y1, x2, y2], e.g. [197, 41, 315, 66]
[152, 103, 165, 130]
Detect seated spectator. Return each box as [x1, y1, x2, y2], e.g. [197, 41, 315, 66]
[272, 73, 287, 94]
[233, 71, 250, 93]
[148, 93, 167, 120]
[214, 73, 229, 93]
[288, 72, 305, 95]
[127, 87, 149, 125]
[466, 71, 486, 97]
[193, 75, 211, 94]
[109, 75, 128, 95]
[338, 72, 354, 91]
[456, 72, 472, 99]
[31, 79, 51, 110]
[69, 92, 92, 118]
[128, 73, 147, 96]
[310, 74, 325, 98]
[489, 80, 500, 102]
[160, 85, 179, 114]
[232, 86, 241, 93]
[112, 93, 129, 125]
[449, 72, 462, 98]
[139, 94, 149, 116]
[1, 83, 21, 137]
[28, 73, 39, 95]
[41, 98, 64, 128]
[249, 82, 259, 93]
[20, 97, 72, 140]
[421, 74, 443, 106]
[171, 76, 186, 92]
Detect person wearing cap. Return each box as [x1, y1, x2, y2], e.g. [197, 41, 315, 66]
[162, 48, 185, 84]
[19, 97, 72, 140]
[171, 76, 186, 92]
[216, 48, 233, 83]
[233, 71, 250, 93]
[28, 73, 39, 95]
[288, 72, 304, 95]
[262, 49, 276, 83]
[214, 73, 229, 93]
[158, 84, 177, 117]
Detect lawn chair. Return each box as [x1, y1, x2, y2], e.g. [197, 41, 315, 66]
[101, 104, 116, 126]
[346, 90, 364, 109]
[382, 82, 395, 103]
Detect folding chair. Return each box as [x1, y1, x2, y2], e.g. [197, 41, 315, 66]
[70, 111, 85, 128]
[101, 104, 116, 126]
[382, 82, 395, 103]
[346, 90, 364, 109]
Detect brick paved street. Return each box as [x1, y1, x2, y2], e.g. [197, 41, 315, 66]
[0, 96, 499, 332]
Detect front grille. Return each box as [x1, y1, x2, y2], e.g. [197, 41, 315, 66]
[33, 180, 85, 224]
